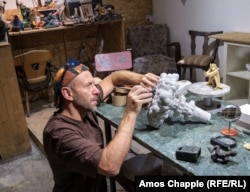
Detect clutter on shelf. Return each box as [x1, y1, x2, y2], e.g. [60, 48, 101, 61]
[8, 0, 122, 31]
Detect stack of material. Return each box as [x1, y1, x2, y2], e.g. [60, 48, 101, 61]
[236, 104, 250, 134]
[111, 87, 130, 107]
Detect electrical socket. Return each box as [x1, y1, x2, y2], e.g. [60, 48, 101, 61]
[145, 15, 153, 22]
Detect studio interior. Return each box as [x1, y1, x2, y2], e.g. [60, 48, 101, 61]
[0, 0, 250, 191]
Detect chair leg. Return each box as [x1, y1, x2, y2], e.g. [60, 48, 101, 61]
[182, 67, 186, 80]
[190, 68, 193, 82]
[25, 91, 30, 117]
[177, 65, 181, 80]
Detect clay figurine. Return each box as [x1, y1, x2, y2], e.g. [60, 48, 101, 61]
[204, 63, 222, 89]
[208, 145, 237, 164]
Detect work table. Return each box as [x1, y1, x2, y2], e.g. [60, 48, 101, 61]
[96, 94, 250, 176]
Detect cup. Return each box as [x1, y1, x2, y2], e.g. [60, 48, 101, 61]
[111, 93, 127, 106]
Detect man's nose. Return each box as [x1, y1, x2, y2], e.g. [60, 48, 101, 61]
[93, 85, 100, 94]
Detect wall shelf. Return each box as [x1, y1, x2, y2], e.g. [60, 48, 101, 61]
[227, 71, 250, 80]
[8, 19, 125, 74]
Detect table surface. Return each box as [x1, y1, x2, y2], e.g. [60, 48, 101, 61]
[96, 95, 250, 176]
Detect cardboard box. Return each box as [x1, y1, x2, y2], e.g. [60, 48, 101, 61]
[239, 104, 250, 124]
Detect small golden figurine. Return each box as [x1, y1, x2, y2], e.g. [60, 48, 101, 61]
[204, 63, 222, 89]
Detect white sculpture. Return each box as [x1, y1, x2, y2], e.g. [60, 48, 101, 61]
[147, 73, 211, 128]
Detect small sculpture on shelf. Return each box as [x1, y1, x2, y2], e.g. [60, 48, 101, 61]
[0, 1, 11, 41]
[12, 15, 23, 31]
[16, 1, 32, 28]
[246, 63, 250, 72]
[204, 63, 222, 89]
[0, 1, 6, 14]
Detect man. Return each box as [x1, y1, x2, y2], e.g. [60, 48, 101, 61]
[43, 62, 159, 192]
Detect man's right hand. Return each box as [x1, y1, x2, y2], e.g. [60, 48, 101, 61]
[125, 85, 153, 114]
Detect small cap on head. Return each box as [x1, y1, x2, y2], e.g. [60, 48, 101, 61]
[54, 62, 89, 108]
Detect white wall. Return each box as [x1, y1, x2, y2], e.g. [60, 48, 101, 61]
[153, 0, 250, 81]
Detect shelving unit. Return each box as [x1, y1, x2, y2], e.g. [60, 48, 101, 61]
[224, 42, 250, 105]
[210, 32, 250, 106]
[8, 19, 125, 71]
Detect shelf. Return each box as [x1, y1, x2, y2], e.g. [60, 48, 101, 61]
[227, 71, 250, 80]
[209, 32, 250, 45]
[8, 19, 125, 70]
[8, 19, 123, 36]
[225, 99, 249, 106]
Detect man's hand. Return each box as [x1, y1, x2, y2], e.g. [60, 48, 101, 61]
[126, 85, 153, 114]
[140, 73, 159, 90]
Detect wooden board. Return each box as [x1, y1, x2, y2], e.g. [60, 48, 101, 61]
[95, 51, 132, 72]
[0, 43, 31, 160]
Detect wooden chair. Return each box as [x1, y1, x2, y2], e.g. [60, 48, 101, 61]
[14, 50, 54, 117]
[177, 30, 223, 82]
[127, 24, 181, 76]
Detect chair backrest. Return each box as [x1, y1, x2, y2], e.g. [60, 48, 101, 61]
[127, 24, 168, 58]
[189, 30, 223, 59]
[14, 50, 52, 83]
[94, 51, 132, 72]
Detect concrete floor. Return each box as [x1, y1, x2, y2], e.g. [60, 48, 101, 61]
[0, 140, 54, 192]
[0, 138, 128, 192]
[0, 98, 144, 192]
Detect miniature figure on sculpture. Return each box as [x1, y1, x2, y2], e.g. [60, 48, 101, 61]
[204, 63, 222, 89]
[147, 73, 211, 128]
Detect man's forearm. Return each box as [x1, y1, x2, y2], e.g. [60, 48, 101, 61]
[110, 70, 143, 86]
[98, 110, 137, 176]
[99, 70, 143, 99]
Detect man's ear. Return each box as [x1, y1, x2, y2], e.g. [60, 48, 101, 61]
[61, 87, 73, 101]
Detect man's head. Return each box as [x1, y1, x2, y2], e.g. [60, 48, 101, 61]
[54, 62, 100, 111]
